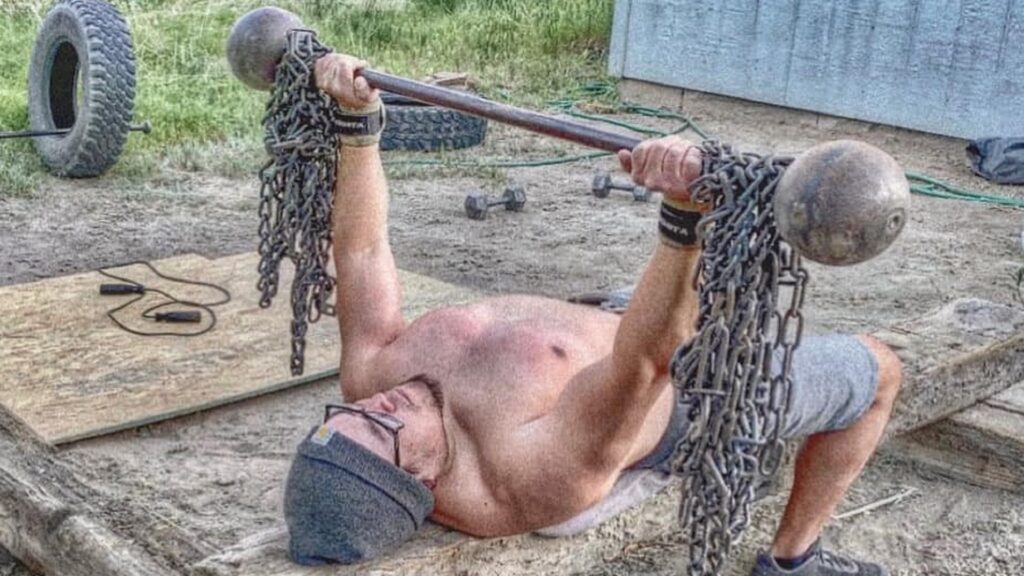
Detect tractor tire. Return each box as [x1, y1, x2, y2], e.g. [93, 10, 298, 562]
[380, 92, 487, 152]
[28, 0, 136, 177]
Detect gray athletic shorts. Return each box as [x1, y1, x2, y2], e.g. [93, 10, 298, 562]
[629, 334, 879, 474]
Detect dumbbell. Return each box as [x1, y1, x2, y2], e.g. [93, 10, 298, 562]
[591, 172, 652, 202]
[464, 186, 527, 220]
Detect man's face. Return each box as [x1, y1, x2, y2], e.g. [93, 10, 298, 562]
[325, 379, 446, 482]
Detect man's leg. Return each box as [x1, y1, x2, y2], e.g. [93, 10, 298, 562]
[768, 335, 903, 559]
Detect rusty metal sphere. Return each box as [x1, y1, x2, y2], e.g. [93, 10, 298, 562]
[775, 140, 909, 266]
[226, 7, 304, 91]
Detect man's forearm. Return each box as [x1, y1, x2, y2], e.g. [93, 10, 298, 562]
[332, 144, 405, 354]
[613, 241, 702, 384]
[334, 145, 388, 254]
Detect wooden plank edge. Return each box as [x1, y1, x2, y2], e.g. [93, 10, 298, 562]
[53, 369, 339, 446]
[882, 330, 1024, 439]
[886, 390, 1024, 494]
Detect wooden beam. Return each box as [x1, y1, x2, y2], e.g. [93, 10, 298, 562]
[887, 382, 1024, 494]
[0, 406, 178, 576]
[873, 298, 1024, 439]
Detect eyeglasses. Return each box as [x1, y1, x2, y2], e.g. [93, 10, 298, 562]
[323, 404, 404, 467]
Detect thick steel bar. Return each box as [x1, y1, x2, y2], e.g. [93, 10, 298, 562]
[360, 69, 642, 153]
[0, 129, 74, 139]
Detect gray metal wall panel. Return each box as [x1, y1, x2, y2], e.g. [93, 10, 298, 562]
[611, 0, 1024, 139]
[608, 0, 632, 76]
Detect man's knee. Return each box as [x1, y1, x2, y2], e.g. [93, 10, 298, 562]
[856, 335, 902, 407]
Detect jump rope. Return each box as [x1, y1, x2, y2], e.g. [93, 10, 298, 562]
[97, 260, 231, 337]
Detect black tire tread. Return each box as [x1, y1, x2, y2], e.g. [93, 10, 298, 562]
[29, 0, 135, 177]
[381, 104, 487, 152]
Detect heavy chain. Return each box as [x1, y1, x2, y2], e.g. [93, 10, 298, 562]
[257, 30, 342, 376]
[669, 142, 807, 576]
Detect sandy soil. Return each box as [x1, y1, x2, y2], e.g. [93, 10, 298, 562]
[1, 93, 1023, 575]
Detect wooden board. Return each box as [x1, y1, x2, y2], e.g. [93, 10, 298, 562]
[877, 299, 1024, 493]
[0, 253, 478, 445]
[193, 487, 685, 576]
[888, 381, 1024, 494]
[871, 298, 1024, 439]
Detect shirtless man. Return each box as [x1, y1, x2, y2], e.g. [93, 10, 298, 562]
[283, 54, 902, 576]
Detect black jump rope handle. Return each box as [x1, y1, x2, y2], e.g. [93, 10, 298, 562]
[154, 311, 202, 323]
[100, 284, 202, 323]
[100, 283, 145, 295]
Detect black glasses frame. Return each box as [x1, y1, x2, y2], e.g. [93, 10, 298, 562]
[323, 403, 404, 467]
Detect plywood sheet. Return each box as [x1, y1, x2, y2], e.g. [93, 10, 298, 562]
[193, 486, 685, 576]
[0, 253, 478, 444]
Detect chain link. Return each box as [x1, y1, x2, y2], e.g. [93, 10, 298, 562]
[258, 30, 342, 376]
[669, 142, 807, 576]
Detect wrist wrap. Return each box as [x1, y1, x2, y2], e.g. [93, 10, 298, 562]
[659, 200, 703, 247]
[333, 100, 386, 147]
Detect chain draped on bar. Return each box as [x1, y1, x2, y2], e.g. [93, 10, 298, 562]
[258, 30, 341, 376]
[670, 142, 807, 576]
[257, 31, 811, 576]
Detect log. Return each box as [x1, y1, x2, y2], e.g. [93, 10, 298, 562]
[887, 381, 1024, 494]
[0, 406, 177, 576]
[873, 298, 1024, 439]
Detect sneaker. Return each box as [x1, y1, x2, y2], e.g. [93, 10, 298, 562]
[749, 539, 889, 575]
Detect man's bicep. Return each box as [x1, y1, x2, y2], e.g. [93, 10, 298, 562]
[333, 248, 408, 401]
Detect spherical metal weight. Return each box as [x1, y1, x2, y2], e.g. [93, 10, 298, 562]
[775, 140, 910, 266]
[226, 7, 304, 91]
[502, 186, 527, 211]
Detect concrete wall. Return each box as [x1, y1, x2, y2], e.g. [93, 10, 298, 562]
[608, 0, 1024, 139]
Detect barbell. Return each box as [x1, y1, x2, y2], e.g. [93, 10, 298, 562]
[226, 7, 910, 266]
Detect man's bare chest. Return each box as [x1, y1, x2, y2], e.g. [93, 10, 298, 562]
[380, 297, 619, 424]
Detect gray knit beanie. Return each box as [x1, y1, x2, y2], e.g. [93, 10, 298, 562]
[284, 425, 435, 565]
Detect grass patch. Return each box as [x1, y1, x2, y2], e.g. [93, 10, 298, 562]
[0, 0, 616, 195]
[0, 140, 43, 197]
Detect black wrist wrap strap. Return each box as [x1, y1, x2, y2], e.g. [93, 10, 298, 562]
[332, 108, 385, 137]
[659, 201, 703, 247]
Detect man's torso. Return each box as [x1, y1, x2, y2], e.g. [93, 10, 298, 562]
[363, 295, 675, 535]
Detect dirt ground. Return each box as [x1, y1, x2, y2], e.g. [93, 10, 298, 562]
[1, 92, 1023, 575]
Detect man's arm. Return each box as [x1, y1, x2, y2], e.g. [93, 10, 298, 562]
[316, 54, 405, 400]
[511, 138, 706, 507]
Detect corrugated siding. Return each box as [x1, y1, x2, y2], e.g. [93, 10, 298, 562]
[608, 0, 1024, 139]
